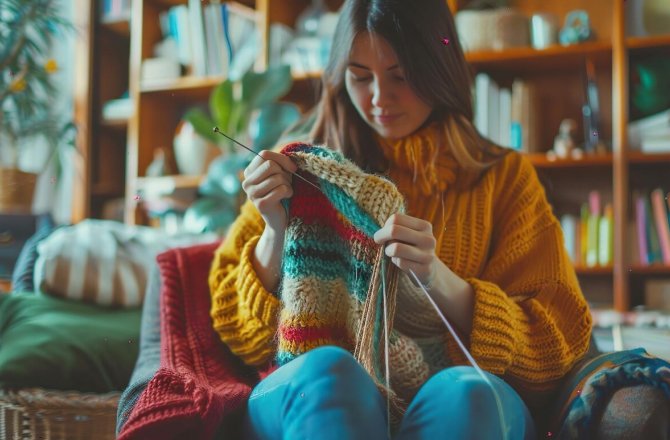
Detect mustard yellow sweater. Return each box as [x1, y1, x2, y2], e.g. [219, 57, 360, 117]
[209, 123, 593, 401]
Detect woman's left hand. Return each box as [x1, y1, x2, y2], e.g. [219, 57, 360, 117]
[373, 213, 438, 287]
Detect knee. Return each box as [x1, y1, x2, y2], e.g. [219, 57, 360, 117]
[596, 385, 670, 440]
[420, 366, 498, 410]
[298, 346, 367, 380]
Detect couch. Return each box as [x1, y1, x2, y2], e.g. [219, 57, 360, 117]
[117, 243, 670, 440]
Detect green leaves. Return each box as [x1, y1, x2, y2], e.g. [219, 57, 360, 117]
[182, 108, 219, 144]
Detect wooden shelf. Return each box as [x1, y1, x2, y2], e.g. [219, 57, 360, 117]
[629, 265, 670, 275]
[100, 118, 128, 130]
[140, 76, 225, 100]
[575, 266, 613, 276]
[100, 14, 131, 37]
[626, 34, 670, 50]
[465, 41, 612, 73]
[136, 175, 204, 196]
[628, 151, 670, 164]
[527, 153, 613, 169]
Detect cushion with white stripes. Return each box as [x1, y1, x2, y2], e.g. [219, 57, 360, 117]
[33, 220, 217, 307]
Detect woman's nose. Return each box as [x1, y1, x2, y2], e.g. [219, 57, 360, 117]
[371, 78, 394, 108]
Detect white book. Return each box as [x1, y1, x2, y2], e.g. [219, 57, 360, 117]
[188, 0, 208, 76]
[474, 73, 490, 137]
[487, 78, 500, 144]
[172, 5, 192, 67]
[641, 133, 670, 153]
[560, 214, 578, 263]
[204, 4, 227, 76]
[628, 108, 670, 150]
[499, 88, 512, 147]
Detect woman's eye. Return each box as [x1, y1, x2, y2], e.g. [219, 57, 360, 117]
[393, 75, 405, 82]
[352, 75, 372, 82]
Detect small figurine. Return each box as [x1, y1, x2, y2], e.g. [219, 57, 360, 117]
[559, 10, 593, 45]
[552, 118, 578, 158]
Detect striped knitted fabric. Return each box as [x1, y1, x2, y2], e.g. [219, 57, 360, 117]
[277, 143, 409, 403]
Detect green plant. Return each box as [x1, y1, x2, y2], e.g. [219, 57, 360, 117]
[183, 64, 300, 153]
[181, 65, 303, 234]
[0, 0, 75, 171]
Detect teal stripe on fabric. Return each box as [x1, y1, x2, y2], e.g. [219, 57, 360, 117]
[321, 180, 381, 237]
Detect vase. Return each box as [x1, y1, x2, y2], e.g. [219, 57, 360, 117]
[0, 167, 37, 213]
[172, 120, 221, 176]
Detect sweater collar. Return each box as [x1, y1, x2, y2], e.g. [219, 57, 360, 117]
[375, 122, 458, 195]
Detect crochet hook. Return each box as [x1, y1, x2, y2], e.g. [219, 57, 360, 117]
[212, 127, 322, 192]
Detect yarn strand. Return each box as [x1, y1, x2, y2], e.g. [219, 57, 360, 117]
[407, 268, 510, 440]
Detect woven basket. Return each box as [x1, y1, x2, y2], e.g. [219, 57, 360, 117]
[0, 168, 37, 213]
[0, 388, 120, 440]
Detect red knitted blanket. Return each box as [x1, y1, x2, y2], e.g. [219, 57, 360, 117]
[118, 242, 276, 440]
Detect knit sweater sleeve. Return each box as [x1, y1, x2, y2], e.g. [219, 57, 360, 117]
[209, 199, 280, 367]
[446, 154, 592, 394]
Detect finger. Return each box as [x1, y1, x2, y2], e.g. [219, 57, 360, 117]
[383, 213, 432, 233]
[385, 242, 433, 264]
[259, 150, 298, 174]
[374, 224, 436, 249]
[245, 174, 293, 200]
[244, 159, 293, 187]
[254, 185, 293, 211]
[390, 257, 431, 281]
[243, 154, 268, 178]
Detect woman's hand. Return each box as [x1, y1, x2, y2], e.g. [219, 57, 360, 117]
[373, 213, 438, 287]
[241, 150, 298, 233]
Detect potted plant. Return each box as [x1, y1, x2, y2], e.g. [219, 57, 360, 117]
[0, 0, 76, 212]
[180, 64, 303, 233]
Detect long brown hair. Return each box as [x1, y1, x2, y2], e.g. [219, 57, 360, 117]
[309, 0, 507, 184]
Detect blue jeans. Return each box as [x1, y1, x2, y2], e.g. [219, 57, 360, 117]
[243, 346, 536, 440]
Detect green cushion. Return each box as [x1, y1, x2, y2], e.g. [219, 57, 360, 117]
[0, 292, 142, 392]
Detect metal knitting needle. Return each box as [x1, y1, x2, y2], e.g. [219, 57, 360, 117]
[213, 127, 322, 192]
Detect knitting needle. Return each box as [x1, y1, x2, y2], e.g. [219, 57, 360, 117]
[212, 127, 322, 192]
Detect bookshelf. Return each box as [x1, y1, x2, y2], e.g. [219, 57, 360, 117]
[73, 0, 131, 222]
[73, 0, 670, 313]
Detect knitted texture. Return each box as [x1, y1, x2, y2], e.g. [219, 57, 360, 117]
[118, 243, 276, 440]
[209, 122, 593, 409]
[277, 143, 407, 407]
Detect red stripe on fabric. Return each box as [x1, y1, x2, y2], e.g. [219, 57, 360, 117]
[279, 324, 349, 343]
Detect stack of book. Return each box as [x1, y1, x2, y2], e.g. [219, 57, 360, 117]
[157, 1, 258, 79]
[628, 108, 670, 154]
[560, 190, 613, 268]
[474, 73, 539, 152]
[631, 188, 670, 266]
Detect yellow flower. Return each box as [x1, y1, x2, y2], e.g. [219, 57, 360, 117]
[44, 59, 58, 74]
[9, 78, 26, 92]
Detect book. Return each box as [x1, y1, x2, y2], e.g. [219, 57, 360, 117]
[645, 194, 663, 264]
[635, 193, 650, 265]
[586, 191, 601, 267]
[475, 73, 490, 138]
[560, 214, 578, 263]
[650, 188, 670, 264]
[628, 108, 670, 150]
[188, 0, 208, 76]
[499, 87, 512, 147]
[641, 133, 670, 153]
[598, 203, 613, 266]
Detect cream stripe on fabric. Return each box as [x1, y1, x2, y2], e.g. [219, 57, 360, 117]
[96, 230, 118, 306]
[117, 260, 139, 307]
[65, 224, 88, 300]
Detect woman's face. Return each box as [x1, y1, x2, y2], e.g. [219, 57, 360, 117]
[345, 32, 433, 140]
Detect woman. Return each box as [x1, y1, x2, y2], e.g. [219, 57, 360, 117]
[208, 0, 592, 438]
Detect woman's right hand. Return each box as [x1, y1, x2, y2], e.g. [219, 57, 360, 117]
[241, 150, 298, 233]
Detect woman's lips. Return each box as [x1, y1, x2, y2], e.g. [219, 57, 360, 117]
[373, 114, 401, 125]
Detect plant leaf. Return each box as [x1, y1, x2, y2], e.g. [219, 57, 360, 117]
[182, 108, 219, 144]
[249, 102, 301, 151]
[210, 80, 233, 133]
[241, 64, 292, 113]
